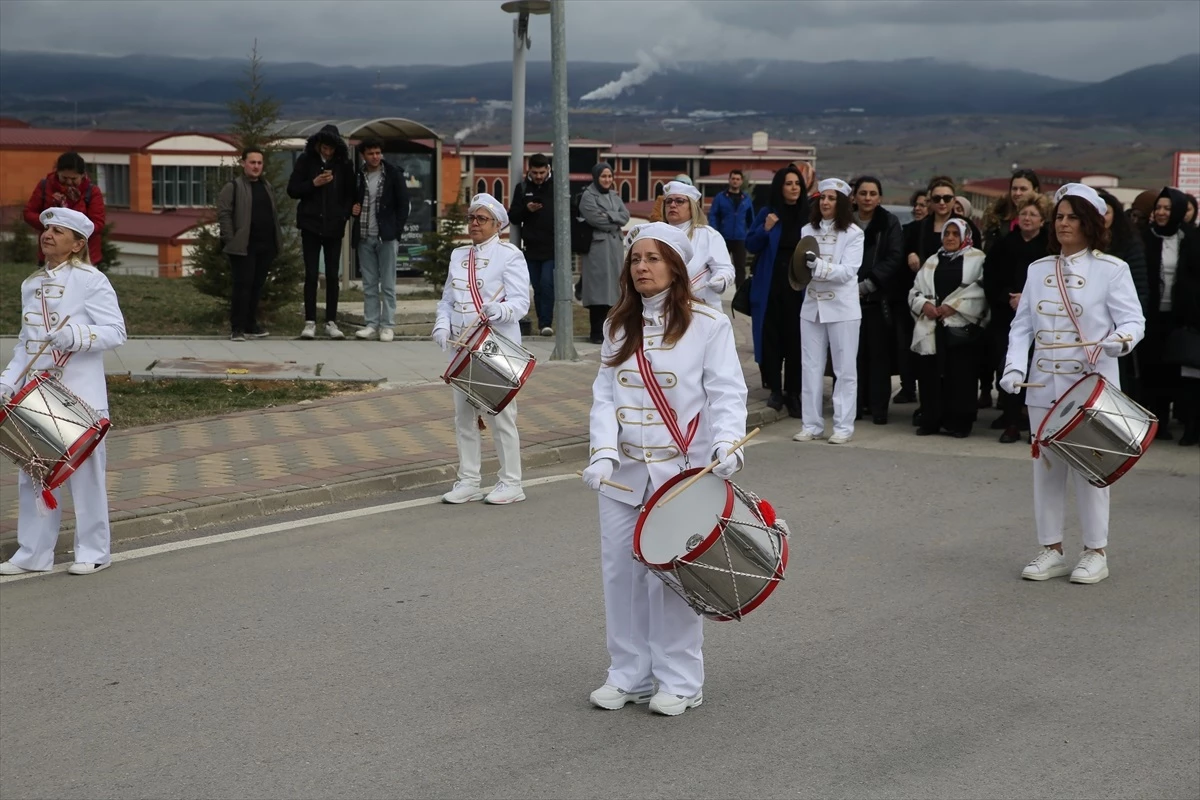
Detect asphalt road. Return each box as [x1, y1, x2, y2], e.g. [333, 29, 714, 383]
[2, 428, 1197, 800]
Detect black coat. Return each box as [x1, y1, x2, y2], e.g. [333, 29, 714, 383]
[286, 125, 356, 239]
[982, 226, 1049, 328]
[508, 174, 555, 261]
[857, 206, 903, 304]
[1143, 225, 1200, 322]
[898, 215, 984, 302]
[351, 160, 410, 245]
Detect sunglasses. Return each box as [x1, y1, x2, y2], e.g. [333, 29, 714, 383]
[466, 215, 495, 225]
[930, 194, 955, 204]
[663, 197, 690, 206]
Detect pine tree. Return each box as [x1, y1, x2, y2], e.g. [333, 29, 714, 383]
[190, 41, 302, 317]
[417, 198, 467, 291]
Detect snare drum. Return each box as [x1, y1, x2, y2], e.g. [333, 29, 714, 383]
[0, 372, 110, 491]
[1036, 372, 1157, 487]
[634, 469, 788, 621]
[442, 323, 536, 414]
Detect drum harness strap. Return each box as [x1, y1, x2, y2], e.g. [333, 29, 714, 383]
[634, 346, 699, 470]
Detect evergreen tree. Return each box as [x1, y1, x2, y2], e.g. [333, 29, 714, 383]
[417, 197, 467, 291]
[190, 41, 302, 316]
[99, 222, 121, 271]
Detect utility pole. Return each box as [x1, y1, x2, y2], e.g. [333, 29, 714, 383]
[501, 1, 548, 249]
[549, 0, 576, 360]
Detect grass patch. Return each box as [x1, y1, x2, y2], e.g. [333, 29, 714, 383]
[105, 375, 370, 428]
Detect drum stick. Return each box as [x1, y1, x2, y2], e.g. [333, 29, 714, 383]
[574, 470, 633, 492]
[448, 288, 509, 350]
[15, 315, 70, 385]
[1015, 382, 1045, 388]
[1036, 335, 1132, 351]
[659, 427, 761, 506]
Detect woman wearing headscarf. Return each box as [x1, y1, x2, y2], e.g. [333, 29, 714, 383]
[746, 165, 809, 417]
[660, 180, 735, 311]
[792, 178, 864, 444]
[582, 222, 746, 716]
[981, 169, 1041, 252]
[0, 208, 127, 576]
[983, 193, 1050, 442]
[909, 218, 989, 438]
[579, 162, 631, 344]
[1141, 187, 1200, 439]
[1000, 184, 1144, 585]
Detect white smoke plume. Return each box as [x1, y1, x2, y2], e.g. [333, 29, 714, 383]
[581, 45, 679, 102]
[453, 100, 511, 143]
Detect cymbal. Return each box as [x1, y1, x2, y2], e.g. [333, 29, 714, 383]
[789, 235, 820, 291]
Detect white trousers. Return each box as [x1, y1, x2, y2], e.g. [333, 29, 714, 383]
[453, 390, 521, 487]
[599, 493, 704, 697]
[1030, 405, 1110, 550]
[12, 438, 111, 571]
[800, 317, 860, 438]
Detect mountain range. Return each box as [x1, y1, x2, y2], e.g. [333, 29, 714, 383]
[1, 50, 1196, 128]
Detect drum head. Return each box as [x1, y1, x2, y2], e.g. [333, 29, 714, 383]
[1039, 373, 1103, 441]
[635, 470, 733, 569]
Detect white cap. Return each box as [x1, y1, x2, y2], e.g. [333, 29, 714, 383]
[818, 178, 852, 197]
[1053, 183, 1107, 217]
[39, 207, 94, 240]
[468, 193, 509, 229]
[625, 221, 694, 264]
[663, 180, 702, 203]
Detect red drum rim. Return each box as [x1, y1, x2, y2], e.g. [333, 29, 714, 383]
[0, 371, 55, 426]
[711, 532, 788, 622]
[44, 418, 110, 490]
[441, 323, 492, 384]
[487, 357, 537, 414]
[634, 467, 735, 570]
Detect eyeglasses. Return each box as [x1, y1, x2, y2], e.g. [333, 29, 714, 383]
[663, 197, 690, 207]
[466, 215, 495, 225]
[930, 194, 955, 204]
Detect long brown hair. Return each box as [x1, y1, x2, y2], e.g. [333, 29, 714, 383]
[809, 191, 854, 231]
[604, 240, 694, 367]
[1048, 195, 1110, 254]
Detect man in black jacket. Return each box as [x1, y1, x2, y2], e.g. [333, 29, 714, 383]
[507, 154, 555, 335]
[350, 139, 410, 342]
[287, 124, 356, 339]
[853, 177, 904, 423]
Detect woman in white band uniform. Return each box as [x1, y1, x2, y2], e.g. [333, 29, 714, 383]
[660, 180, 735, 312]
[999, 184, 1145, 585]
[582, 222, 747, 716]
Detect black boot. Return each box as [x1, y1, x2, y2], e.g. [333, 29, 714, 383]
[766, 392, 784, 411]
[784, 393, 802, 419]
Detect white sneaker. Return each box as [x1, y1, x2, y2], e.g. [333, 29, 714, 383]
[441, 482, 484, 504]
[828, 433, 853, 445]
[792, 430, 822, 442]
[1021, 546, 1070, 581]
[0, 561, 43, 576]
[589, 684, 653, 710]
[67, 562, 111, 576]
[1070, 550, 1109, 584]
[300, 321, 317, 339]
[540, 326, 553, 336]
[484, 482, 526, 505]
[379, 328, 394, 343]
[355, 325, 378, 340]
[648, 690, 703, 716]
[325, 322, 345, 340]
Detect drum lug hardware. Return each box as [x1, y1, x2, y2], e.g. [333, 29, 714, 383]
[685, 534, 703, 551]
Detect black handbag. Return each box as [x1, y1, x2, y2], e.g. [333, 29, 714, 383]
[942, 321, 986, 347]
[1164, 327, 1200, 369]
[731, 275, 752, 316]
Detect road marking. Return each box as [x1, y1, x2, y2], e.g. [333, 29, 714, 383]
[0, 473, 581, 583]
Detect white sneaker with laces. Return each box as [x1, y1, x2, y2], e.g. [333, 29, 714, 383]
[828, 433, 853, 445]
[442, 482, 484, 504]
[485, 482, 526, 505]
[589, 684, 653, 710]
[379, 328, 394, 343]
[792, 430, 822, 442]
[1070, 550, 1109, 584]
[325, 322, 345, 340]
[648, 690, 703, 716]
[67, 562, 111, 576]
[300, 321, 317, 339]
[355, 325, 378, 340]
[1021, 546, 1070, 581]
[540, 326, 553, 336]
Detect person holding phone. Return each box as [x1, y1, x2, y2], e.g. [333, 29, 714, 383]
[508, 154, 556, 335]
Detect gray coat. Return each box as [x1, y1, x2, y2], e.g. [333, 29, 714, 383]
[578, 183, 630, 307]
[217, 175, 284, 256]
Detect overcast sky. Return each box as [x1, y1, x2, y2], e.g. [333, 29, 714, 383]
[1, 0, 1197, 82]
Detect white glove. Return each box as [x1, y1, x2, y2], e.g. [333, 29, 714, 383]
[810, 257, 832, 281]
[706, 275, 727, 293]
[857, 280, 871, 297]
[999, 370, 1024, 395]
[1100, 335, 1129, 357]
[50, 327, 74, 351]
[480, 302, 506, 323]
[581, 459, 615, 491]
[0, 383, 14, 404]
[432, 328, 450, 351]
[712, 446, 741, 480]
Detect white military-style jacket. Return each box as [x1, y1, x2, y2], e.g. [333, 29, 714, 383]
[434, 234, 532, 346]
[589, 292, 748, 506]
[0, 260, 126, 413]
[799, 220, 864, 324]
[674, 222, 735, 312]
[1005, 249, 1144, 409]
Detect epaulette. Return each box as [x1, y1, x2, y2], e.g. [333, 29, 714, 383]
[1092, 250, 1124, 266]
[690, 302, 721, 320]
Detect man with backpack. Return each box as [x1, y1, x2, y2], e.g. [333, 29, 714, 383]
[508, 154, 555, 335]
[23, 152, 107, 269]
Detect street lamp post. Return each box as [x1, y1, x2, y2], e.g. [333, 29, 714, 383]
[549, 0, 576, 360]
[501, 1, 550, 252]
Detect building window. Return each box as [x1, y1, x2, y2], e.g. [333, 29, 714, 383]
[151, 164, 227, 208]
[474, 155, 509, 169]
[620, 181, 631, 202]
[476, 178, 487, 196]
[621, 158, 632, 173]
[492, 179, 504, 199]
[87, 163, 130, 208]
[654, 158, 688, 173]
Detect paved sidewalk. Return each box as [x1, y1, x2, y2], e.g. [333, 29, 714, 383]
[0, 311, 786, 551]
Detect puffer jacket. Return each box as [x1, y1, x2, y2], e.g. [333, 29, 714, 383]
[286, 124, 356, 238]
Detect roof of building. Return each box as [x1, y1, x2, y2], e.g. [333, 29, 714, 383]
[0, 117, 31, 129]
[274, 118, 443, 143]
[0, 205, 209, 243]
[0, 127, 235, 152]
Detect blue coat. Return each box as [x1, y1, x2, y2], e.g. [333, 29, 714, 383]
[746, 206, 784, 362]
[708, 190, 754, 242]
